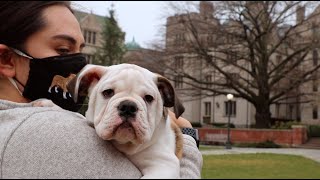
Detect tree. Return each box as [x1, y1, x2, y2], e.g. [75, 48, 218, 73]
[78, 5, 127, 116]
[94, 5, 126, 66]
[156, 1, 320, 128]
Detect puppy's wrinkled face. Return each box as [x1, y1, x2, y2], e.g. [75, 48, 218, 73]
[87, 64, 163, 145]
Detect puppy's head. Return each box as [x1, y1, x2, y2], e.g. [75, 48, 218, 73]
[68, 64, 184, 146]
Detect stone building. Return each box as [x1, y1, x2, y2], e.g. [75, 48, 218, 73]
[73, 2, 320, 127]
[293, 5, 320, 125]
[164, 1, 320, 127]
[73, 10, 104, 64]
[164, 2, 255, 127]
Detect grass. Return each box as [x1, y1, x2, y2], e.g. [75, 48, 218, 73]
[201, 153, 320, 179]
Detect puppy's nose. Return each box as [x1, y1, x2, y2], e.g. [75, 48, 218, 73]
[118, 100, 138, 118]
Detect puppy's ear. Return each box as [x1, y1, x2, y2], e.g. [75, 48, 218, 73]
[157, 75, 185, 118]
[67, 64, 106, 103]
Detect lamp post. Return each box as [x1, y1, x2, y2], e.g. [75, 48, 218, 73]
[226, 94, 234, 149]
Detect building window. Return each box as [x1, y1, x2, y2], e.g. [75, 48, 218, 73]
[226, 34, 233, 43]
[205, 74, 212, 88]
[276, 55, 282, 65]
[276, 103, 280, 118]
[174, 56, 184, 69]
[203, 102, 212, 124]
[289, 105, 294, 120]
[92, 32, 96, 44]
[174, 75, 183, 89]
[312, 23, 320, 39]
[313, 105, 318, 119]
[313, 49, 318, 66]
[174, 33, 185, 46]
[225, 100, 236, 117]
[207, 35, 215, 46]
[84, 54, 94, 64]
[204, 102, 212, 117]
[87, 31, 92, 44]
[230, 73, 239, 79]
[226, 73, 239, 84]
[313, 79, 318, 92]
[227, 53, 237, 62]
[83, 29, 97, 45]
[84, 30, 87, 44]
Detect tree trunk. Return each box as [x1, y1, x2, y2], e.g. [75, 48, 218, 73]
[255, 106, 271, 129]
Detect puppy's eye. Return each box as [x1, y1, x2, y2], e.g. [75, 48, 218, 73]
[102, 89, 114, 98]
[144, 95, 154, 103]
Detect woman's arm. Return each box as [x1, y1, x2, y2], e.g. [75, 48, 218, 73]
[180, 135, 203, 178]
[169, 111, 193, 128]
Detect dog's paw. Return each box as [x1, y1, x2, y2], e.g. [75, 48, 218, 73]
[32, 99, 62, 110]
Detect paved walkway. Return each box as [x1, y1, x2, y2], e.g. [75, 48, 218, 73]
[201, 147, 320, 163]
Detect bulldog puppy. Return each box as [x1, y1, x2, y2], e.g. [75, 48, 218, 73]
[67, 64, 185, 179]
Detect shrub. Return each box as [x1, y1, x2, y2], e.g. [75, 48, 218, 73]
[191, 122, 202, 128]
[307, 125, 320, 137]
[212, 122, 235, 128]
[234, 142, 256, 148]
[234, 140, 281, 148]
[255, 140, 281, 148]
[271, 120, 301, 129]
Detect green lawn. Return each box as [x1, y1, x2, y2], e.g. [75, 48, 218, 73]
[201, 153, 320, 179]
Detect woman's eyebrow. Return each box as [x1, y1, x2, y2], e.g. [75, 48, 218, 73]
[51, 34, 85, 48]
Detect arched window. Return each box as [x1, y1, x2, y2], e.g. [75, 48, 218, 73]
[313, 49, 318, 66]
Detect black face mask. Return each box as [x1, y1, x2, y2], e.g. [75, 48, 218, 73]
[11, 48, 88, 111]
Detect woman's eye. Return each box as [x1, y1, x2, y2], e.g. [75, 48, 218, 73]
[102, 89, 114, 98]
[145, 95, 154, 103]
[56, 48, 70, 55]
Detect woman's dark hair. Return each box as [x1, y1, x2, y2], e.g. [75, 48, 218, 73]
[0, 1, 72, 50]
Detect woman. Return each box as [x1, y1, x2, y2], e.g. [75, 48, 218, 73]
[0, 1, 202, 179]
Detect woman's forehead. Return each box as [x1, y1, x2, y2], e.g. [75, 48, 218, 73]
[39, 5, 84, 45]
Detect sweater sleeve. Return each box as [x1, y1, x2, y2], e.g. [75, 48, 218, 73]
[1, 110, 142, 179]
[180, 134, 203, 179]
[1, 107, 203, 179]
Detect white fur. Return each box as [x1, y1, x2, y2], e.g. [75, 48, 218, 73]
[84, 64, 179, 178]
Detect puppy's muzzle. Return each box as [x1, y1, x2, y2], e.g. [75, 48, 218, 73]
[118, 100, 138, 120]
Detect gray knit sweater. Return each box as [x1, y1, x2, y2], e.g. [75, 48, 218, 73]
[0, 100, 203, 179]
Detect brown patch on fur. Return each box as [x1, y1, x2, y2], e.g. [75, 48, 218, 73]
[171, 120, 183, 159]
[164, 108, 183, 159]
[50, 74, 76, 92]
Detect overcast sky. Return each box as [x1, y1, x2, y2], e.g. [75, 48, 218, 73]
[72, 1, 170, 48]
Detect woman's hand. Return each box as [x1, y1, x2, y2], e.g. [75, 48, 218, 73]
[168, 110, 193, 128]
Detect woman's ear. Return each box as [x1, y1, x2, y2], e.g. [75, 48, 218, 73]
[0, 44, 15, 77]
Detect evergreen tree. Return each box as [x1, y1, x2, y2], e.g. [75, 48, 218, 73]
[94, 6, 126, 66]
